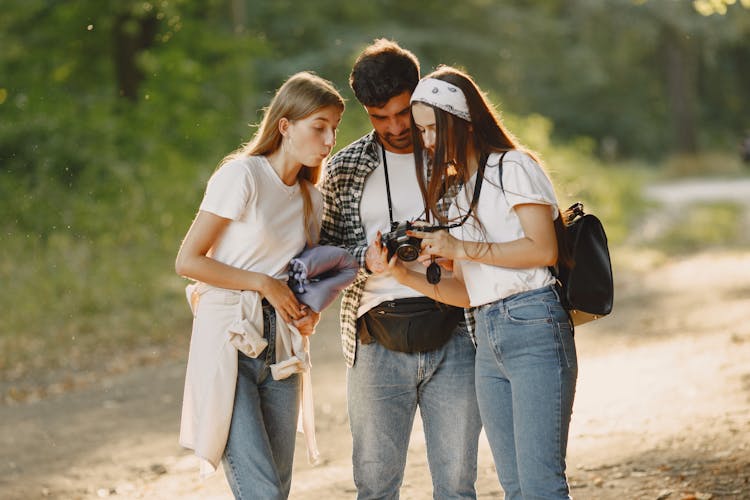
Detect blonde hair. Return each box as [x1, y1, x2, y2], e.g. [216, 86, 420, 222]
[223, 71, 345, 244]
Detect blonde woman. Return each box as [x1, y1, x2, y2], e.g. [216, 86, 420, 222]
[175, 72, 344, 498]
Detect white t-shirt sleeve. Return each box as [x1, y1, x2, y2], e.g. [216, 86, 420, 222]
[199, 160, 255, 220]
[499, 152, 559, 218]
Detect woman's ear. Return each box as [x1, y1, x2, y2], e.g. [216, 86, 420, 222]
[278, 117, 290, 137]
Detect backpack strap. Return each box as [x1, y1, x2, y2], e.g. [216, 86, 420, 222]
[497, 150, 507, 192]
[432, 150, 507, 231]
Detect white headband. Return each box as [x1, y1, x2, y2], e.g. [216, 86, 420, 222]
[410, 77, 471, 122]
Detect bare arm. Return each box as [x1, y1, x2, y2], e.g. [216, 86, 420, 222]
[411, 203, 558, 269]
[175, 210, 305, 324]
[366, 234, 471, 308]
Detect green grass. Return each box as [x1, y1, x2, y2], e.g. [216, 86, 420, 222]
[0, 220, 192, 378]
[0, 147, 203, 385]
[653, 201, 747, 254]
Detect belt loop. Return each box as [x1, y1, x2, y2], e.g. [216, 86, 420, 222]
[551, 282, 561, 303]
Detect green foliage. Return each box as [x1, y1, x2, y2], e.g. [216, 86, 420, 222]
[654, 202, 746, 254]
[502, 112, 648, 244]
[1, 0, 747, 383]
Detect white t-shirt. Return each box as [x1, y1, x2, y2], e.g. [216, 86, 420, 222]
[357, 149, 428, 317]
[449, 150, 558, 307]
[199, 156, 322, 280]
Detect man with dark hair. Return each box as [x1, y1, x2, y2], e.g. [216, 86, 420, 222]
[319, 38, 482, 499]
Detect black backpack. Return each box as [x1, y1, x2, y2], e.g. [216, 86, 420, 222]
[553, 202, 614, 326]
[492, 154, 613, 327]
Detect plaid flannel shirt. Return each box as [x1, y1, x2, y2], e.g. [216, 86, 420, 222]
[319, 131, 475, 367]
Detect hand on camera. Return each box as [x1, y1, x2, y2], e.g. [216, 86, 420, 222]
[408, 229, 461, 261]
[365, 231, 389, 274]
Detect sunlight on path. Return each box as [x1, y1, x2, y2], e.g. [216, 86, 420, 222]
[644, 177, 750, 206]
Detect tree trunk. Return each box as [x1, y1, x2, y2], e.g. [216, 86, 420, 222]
[113, 12, 159, 101]
[230, 0, 255, 124]
[662, 24, 699, 154]
[231, 0, 247, 34]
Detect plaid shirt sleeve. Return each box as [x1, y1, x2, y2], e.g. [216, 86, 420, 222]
[318, 133, 380, 367]
[319, 154, 369, 267]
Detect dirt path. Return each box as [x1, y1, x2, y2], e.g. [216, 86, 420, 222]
[4, 250, 749, 500]
[2, 179, 750, 500]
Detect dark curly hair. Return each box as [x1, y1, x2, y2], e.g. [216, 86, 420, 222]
[349, 39, 420, 107]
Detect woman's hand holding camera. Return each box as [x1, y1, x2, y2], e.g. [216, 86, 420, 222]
[373, 227, 461, 284]
[409, 229, 462, 261]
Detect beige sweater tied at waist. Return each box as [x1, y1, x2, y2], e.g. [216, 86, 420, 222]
[179, 282, 320, 478]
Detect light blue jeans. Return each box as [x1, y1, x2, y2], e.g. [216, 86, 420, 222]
[474, 285, 577, 500]
[348, 323, 482, 500]
[222, 301, 301, 500]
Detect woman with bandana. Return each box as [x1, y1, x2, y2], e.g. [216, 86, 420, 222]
[383, 66, 577, 499]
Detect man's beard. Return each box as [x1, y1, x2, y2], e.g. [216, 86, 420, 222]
[381, 131, 412, 150]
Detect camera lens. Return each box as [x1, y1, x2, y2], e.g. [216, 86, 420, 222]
[396, 244, 420, 262]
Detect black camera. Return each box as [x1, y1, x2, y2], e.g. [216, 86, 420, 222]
[381, 221, 439, 262]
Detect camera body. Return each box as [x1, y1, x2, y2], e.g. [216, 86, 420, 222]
[381, 221, 440, 262]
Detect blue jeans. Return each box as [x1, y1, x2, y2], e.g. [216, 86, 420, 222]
[348, 323, 482, 499]
[222, 302, 301, 500]
[474, 285, 577, 500]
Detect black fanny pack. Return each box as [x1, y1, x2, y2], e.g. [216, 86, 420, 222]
[360, 297, 464, 353]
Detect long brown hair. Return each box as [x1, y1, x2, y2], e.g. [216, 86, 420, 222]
[222, 71, 345, 245]
[411, 65, 571, 266]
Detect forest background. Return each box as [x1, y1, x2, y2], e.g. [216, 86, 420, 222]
[1, 0, 749, 396]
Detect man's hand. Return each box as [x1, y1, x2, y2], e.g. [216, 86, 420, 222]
[365, 231, 389, 274]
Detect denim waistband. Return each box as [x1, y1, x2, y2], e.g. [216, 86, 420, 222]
[478, 284, 559, 311]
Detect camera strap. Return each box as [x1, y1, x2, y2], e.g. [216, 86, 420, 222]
[380, 142, 398, 228]
[435, 150, 507, 231]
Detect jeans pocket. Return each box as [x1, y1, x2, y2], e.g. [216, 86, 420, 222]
[505, 301, 553, 325]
